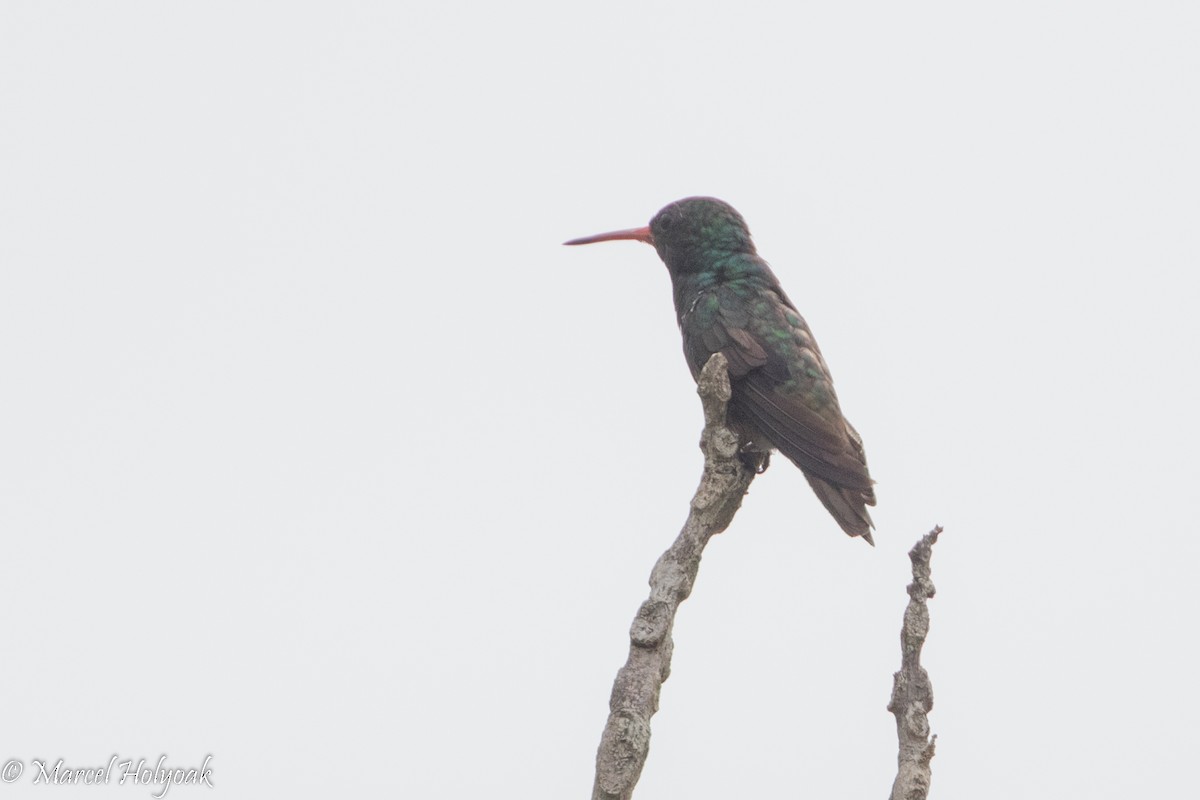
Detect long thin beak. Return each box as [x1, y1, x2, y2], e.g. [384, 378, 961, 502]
[563, 225, 653, 246]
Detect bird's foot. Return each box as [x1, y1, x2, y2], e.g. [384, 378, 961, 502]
[738, 448, 770, 474]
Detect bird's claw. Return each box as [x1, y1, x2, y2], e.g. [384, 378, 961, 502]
[739, 448, 770, 474]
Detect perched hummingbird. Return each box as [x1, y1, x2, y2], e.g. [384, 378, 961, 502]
[565, 197, 876, 545]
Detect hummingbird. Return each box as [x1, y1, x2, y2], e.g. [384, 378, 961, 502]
[565, 197, 876, 545]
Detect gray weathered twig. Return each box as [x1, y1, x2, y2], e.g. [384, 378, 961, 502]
[888, 526, 943, 800]
[591, 353, 755, 800]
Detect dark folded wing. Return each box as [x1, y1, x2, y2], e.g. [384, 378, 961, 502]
[683, 287, 874, 492]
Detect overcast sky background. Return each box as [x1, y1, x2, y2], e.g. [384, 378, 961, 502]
[2, 2, 1198, 798]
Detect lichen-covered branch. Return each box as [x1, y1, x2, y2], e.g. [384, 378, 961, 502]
[591, 353, 756, 800]
[888, 526, 943, 800]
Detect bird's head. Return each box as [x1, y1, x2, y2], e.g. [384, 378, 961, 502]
[564, 196, 756, 271]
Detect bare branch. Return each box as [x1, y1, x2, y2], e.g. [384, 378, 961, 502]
[591, 353, 756, 800]
[888, 526, 943, 800]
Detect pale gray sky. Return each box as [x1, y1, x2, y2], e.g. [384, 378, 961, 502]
[2, 2, 1198, 797]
